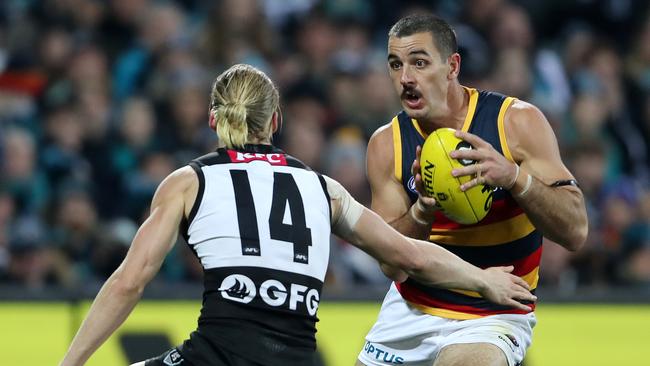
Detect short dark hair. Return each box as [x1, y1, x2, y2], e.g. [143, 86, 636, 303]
[389, 14, 458, 60]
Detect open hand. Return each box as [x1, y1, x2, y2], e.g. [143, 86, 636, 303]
[479, 266, 537, 311]
[449, 130, 518, 192]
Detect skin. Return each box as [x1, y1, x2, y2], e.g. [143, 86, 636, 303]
[60, 109, 535, 366]
[361, 32, 588, 366]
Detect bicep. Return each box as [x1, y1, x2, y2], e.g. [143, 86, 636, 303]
[366, 128, 412, 222]
[117, 171, 191, 285]
[506, 102, 575, 184]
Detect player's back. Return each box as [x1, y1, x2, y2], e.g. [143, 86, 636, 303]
[180, 144, 331, 365]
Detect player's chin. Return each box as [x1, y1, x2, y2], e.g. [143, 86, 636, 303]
[403, 106, 428, 120]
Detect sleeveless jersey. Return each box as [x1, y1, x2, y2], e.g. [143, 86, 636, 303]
[179, 144, 331, 365]
[392, 87, 541, 320]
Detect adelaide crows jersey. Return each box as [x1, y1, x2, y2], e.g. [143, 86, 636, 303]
[179, 144, 331, 365]
[393, 87, 540, 319]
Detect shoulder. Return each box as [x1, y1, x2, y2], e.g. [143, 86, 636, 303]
[506, 99, 547, 126]
[165, 166, 198, 189]
[368, 121, 395, 160]
[504, 99, 558, 162]
[153, 166, 198, 204]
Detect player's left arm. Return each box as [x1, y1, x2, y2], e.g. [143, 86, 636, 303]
[451, 100, 587, 251]
[60, 167, 196, 366]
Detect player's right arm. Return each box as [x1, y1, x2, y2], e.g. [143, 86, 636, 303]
[324, 176, 536, 311]
[59, 167, 197, 366]
[366, 124, 436, 240]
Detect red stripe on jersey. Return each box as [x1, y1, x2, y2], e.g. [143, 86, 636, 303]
[432, 198, 524, 230]
[396, 281, 536, 316]
[506, 246, 543, 276]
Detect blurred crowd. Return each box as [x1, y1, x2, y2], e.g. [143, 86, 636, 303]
[1, 0, 650, 293]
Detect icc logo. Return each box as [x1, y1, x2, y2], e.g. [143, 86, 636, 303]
[219, 274, 256, 303]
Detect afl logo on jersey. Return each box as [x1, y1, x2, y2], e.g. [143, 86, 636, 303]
[407, 176, 417, 194]
[219, 274, 256, 303]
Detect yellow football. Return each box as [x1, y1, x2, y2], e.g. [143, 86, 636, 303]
[420, 128, 493, 225]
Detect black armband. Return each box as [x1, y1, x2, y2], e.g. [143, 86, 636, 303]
[550, 179, 580, 188]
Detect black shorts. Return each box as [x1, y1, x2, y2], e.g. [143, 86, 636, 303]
[142, 344, 267, 366]
[143, 348, 191, 366]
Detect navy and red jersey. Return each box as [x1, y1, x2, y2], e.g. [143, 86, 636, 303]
[392, 87, 541, 319]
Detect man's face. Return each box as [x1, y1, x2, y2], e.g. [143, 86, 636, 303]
[387, 32, 451, 121]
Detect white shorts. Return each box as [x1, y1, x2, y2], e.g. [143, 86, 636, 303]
[358, 284, 536, 366]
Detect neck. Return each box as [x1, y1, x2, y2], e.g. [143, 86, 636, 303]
[216, 137, 272, 149]
[420, 82, 469, 134]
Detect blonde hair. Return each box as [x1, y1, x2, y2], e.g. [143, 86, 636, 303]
[210, 64, 280, 149]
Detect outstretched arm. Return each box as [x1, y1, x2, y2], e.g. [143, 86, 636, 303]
[451, 101, 587, 251]
[324, 176, 536, 310]
[60, 167, 196, 366]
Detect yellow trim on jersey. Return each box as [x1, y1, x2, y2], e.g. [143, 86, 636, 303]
[409, 302, 484, 320]
[429, 213, 535, 246]
[522, 265, 540, 289]
[460, 87, 479, 132]
[498, 97, 516, 162]
[391, 117, 402, 182]
[411, 119, 427, 139]
[449, 266, 540, 298]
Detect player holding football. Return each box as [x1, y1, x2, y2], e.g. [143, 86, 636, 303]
[357, 14, 588, 366]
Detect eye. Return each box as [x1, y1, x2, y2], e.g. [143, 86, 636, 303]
[389, 61, 402, 70]
[415, 59, 428, 68]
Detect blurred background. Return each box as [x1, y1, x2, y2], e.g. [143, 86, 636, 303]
[1, 0, 650, 365]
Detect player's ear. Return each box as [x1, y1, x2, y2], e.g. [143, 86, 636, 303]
[448, 53, 461, 80]
[209, 109, 216, 130]
[271, 111, 279, 134]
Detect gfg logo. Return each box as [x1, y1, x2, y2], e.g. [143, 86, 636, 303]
[219, 274, 320, 316]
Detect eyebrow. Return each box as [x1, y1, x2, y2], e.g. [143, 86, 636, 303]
[387, 49, 431, 61]
[408, 49, 431, 57]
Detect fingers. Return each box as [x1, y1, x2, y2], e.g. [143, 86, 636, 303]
[455, 130, 488, 148]
[514, 288, 537, 303]
[413, 168, 427, 195]
[449, 148, 482, 162]
[512, 274, 531, 290]
[506, 298, 533, 312]
[419, 195, 436, 206]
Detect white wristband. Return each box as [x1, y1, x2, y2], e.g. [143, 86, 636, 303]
[410, 200, 432, 226]
[517, 174, 533, 197]
[505, 164, 520, 190]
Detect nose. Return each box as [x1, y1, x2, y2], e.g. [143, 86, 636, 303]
[400, 65, 415, 87]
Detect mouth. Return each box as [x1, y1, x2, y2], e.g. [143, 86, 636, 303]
[402, 88, 424, 110]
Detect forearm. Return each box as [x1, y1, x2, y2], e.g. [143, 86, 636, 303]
[60, 272, 144, 366]
[383, 199, 435, 240]
[512, 174, 587, 251]
[406, 239, 487, 291]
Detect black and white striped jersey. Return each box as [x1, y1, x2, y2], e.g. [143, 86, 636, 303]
[179, 144, 331, 365]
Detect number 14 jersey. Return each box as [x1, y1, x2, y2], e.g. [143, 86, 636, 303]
[180, 144, 331, 365]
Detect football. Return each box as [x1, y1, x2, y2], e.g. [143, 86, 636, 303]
[420, 128, 493, 225]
